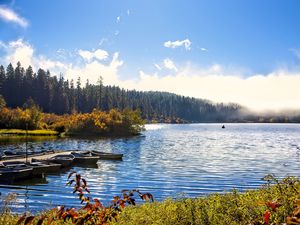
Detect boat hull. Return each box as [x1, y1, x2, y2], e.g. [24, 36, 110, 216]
[72, 156, 99, 165]
[0, 167, 33, 183]
[91, 151, 123, 160]
[47, 158, 73, 168]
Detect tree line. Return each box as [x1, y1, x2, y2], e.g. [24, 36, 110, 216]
[0, 62, 243, 122]
[2, 62, 299, 123]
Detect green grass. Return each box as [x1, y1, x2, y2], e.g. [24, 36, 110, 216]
[1, 176, 300, 225]
[109, 176, 300, 225]
[0, 129, 59, 136]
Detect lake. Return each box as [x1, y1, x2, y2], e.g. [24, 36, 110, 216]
[0, 123, 300, 212]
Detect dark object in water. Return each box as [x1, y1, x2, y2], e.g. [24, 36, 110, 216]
[70, 150, 123, 160]
[30, 159, 62, 173]
[47, 154, 74, 168]
[0, 164, 33, 183]
[92, 151, 123, 160]
[71, 152, 99, 165]
[71, 150, 123, 160]
[3, 160, 60, 175]
[222, 125, 225, 129]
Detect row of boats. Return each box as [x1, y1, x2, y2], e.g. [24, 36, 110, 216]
[0, 150, 123, 183]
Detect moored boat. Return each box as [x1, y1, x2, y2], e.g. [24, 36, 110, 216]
[0, 164, 33, 183]
[30, 160, 61, 173]
[3, 160, 60, 176]
[72, 150, 123, 160]
[71, 152, 99, 165]
[91, 150, 123, 160]
[47, 154, 74, 168]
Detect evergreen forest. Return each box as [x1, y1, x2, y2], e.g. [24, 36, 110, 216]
[0, 62, 299, 123]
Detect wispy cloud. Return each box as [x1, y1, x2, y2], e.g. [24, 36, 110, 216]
[164, 39, 191, 50]
[154, 63, 162, 70]
[200, 47, 208, 52]
[127, 9, 130, 15]
[0, 6, 28, 28]
[114, 30, 120, 36]
[116, 16, 121, 23]
[163, 58, 178, 72]
[290, 48, 300, 60]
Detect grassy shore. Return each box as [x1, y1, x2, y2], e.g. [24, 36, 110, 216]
[1, 176, 300, 225]
[0, 129, 59, 136]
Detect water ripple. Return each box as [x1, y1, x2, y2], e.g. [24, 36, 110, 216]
[1, 123, 300, 212]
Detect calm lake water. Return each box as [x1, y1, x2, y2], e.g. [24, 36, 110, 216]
[1, 123, 300, 212]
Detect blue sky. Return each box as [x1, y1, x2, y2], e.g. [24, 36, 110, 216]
[1, 0, 300, 110]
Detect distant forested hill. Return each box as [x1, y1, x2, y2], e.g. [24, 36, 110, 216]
[2, 62, 299, 123]
[0, 62, 244, 122]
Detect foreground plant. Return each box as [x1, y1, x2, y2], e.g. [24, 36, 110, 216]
[15, 171, 153, 225]
[9, 175, 300, 225]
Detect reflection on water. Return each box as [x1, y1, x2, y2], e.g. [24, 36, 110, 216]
[0, 123, 300, 212]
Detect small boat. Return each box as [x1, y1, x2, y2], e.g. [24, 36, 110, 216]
[222, 125, 225, 129]
[3, 160, 60, 176]
[0, 164, 33, 183]
[30, 160, 61, 173]
[71, 152, 99, 165]
[91, 150, 123, 160]
[75, 150, 123, 160]
[47, 154, 74, 168]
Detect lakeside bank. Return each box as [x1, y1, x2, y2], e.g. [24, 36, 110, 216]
[1, 176, 299, 225]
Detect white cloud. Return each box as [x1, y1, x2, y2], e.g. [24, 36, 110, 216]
[78, 50, 93, 61]
[78, 49, 108, 61]
[163, 58, 178, 72]
[164, 39, 191, 50]
[64, 52, 123, 85]
[121, 65, 300, 111]
[116, 16, 121, 23]
[1, 39, 300, 111]
[0, 6, 28, 28]
[200, 47, 208, 52]
[0, 39, 67, 72]
[127, 9, 130, 15]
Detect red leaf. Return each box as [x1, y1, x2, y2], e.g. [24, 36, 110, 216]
[73, 187, 78, 194]
[127, 197, 136, 205]
[56, 205, 65, 218]
[146, 193, 154, 202]
[94, 198, 103, 208]
[113, 196, 120, 203]
[266, 201, 281, 211]
[36, 216, 46, 225]
[118, 200, 125, 208]
[15, 214, 26, 225]
[47, 217, 54, 225]
[66, 179, 75, 186]
[263, 211, 271, 224]
[76, 174, 81, 186]
[24, 216, 35, 225]
[68, 171, 76, 180]
[82, 178, 87, 188]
